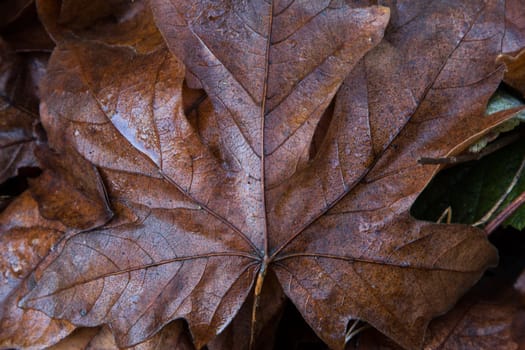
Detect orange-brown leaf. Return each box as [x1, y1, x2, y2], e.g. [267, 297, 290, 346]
[15, 1, 522, 350]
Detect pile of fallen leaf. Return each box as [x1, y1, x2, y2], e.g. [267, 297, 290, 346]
[1, 0, 525, 349]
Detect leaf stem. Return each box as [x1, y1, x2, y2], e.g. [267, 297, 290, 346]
[345, 319, 371, 344]
[437, 206, 452, 224]
[418, 131, 521, 165]
[249, 258, 269, 350]
[485, 189, 525, 235]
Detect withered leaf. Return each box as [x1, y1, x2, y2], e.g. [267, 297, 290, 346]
[29, 145, 113, 230]
[206, 270, 286, 350]
[0, 5, 52, 186]
[0, 192, 74, 350]
[19, 1, 519, 349]
[354, 273, 524, 350]
[0, 39, 39, 184]
[423, 297, 520, 350]
[0, 96, 37, 184]
[502, 0, 525, 54]
[422, 274, 523, 350]
[1, 1, 52, 113]
[45, 321, 194, 350]
[36, 0, 164, 53]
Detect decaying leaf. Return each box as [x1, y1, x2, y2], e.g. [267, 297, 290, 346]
[29, 145, 113, 230]
[46, 321, 194, 350]
[0, 1, 52, 189]
[502, 0, 525, 54]
[353, 273, 524, 350]
[499, 0, 525, 96]
[0, 96, 37, 184]
[423, 291, 520, 350]
[0, 192, 74, 350]
[206, 270, 286, 350]
[355, 296, 520, 350]
[0, 0, 522, 349]
[0, 40, 38, 184]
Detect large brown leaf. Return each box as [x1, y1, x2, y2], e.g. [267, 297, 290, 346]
[20, 1, 517, 349]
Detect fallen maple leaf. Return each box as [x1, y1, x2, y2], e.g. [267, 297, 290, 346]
[6, 0, 522, 349]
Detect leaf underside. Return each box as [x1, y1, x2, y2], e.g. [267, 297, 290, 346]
[14, 1, 522, 350]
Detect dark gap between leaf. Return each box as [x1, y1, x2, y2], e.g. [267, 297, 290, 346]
[181, 80, 226, 162]
[308, 92, 336, 161]
[274, 301, 328, 350]
[1, 2, 54, 53]
[497, 82, 525, 103]
[488, 227, 525, 283]
[0, 166, 41, 212]
[0, 1, 37, 31]
[411, 124, 525, 228]
[182, 80, 207, 124]
[0, 166, 41, 195]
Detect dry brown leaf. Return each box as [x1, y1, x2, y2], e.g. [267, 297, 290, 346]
[5, 1, 522, 350]
[0, 96, 37, 184]
[0, 1, 52, 187]
[424, 295, 520, 349]
[502, 0, 525, 54]
[206, 271, 286, 350]
[0, 39, 39, 184]
[354, 275, 524, 350]
[46, 321, 194, 350]
[29, 146, 113, 230]
[0, 192, 74, 349]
